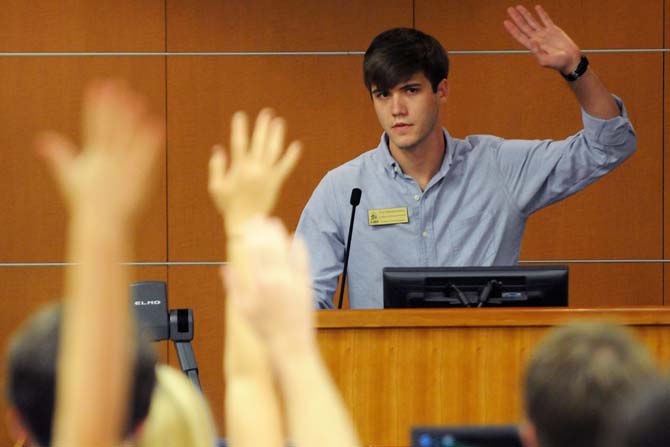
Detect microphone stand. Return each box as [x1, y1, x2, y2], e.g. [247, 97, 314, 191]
[338, 188, 361, 309]
[169, 308, 201, 390]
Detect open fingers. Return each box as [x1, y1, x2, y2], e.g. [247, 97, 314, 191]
[535, 5, 555, 28]
[82, 79, 131, 153]
[264, 117, 286, 165]
[208, 145, 228, 193]
[515, 5, 542, 31]
[249, 108, 274, 160]
[274, 140, 302, 184]
[230, 111, 249, 163]
[126, 116, 164, 182]
[109, 89, 148, 157]
[506, 6, 536, 39]
[503, 19, 531, 48]
[35, 131, 77, 187]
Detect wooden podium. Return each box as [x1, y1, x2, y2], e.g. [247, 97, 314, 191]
[316, 308, 670, 447]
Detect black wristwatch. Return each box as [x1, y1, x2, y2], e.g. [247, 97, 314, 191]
[561, 55, 589, 82]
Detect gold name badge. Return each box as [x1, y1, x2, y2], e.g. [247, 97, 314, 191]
[368, 207, 409, 226]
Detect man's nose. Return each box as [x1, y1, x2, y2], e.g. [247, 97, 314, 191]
[391, 93, 406, 116]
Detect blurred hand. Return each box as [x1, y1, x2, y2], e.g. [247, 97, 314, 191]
[36, 79, 164, 224]
[208, 109, 301, 234]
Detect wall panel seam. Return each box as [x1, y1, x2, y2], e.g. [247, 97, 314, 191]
[0, 49, 669, 57]
[2, 260, 670, 268]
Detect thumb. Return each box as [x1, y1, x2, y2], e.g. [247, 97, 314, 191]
[35, 131, 77, 187]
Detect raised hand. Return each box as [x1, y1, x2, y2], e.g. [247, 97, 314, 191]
[36, 80, 164, 224]
[208, 109, 301, 234]
[504, 5, 581, 75]
[38, 80, 164, 447]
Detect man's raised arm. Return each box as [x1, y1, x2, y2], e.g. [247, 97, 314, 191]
[504, 4, 620, 119]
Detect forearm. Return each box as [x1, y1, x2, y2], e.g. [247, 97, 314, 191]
[224, 302, 284, 447]
[224, 236, 284, 446]
[566, 64, 620, 120]
[53, 215, 133, 446]
[273, 346, 359, 447]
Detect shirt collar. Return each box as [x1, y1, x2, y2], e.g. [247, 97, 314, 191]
[374, 129, 455, 179]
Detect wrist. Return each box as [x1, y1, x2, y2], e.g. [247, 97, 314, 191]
[560, 54, 581, 76]
[270, 340, 319, 380]
[561, 55, 589, 82]
[69, 211, 134, 241]
[268, 333, 318, 365]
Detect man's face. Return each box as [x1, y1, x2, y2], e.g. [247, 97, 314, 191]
[371, 72, 447, 153]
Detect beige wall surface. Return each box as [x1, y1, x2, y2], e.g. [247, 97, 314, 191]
[0, 0, 666, 444]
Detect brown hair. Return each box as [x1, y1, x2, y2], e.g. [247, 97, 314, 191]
[524, 322, 658, 447]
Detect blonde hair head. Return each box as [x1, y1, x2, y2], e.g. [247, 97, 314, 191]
[139, 365, 217, 447]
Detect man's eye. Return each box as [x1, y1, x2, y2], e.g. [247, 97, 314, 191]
[374, 91, 389, 99]
[406, 87, 419, 94]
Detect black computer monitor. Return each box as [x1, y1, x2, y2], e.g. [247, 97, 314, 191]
[383, 265, 568, 308]
[411, 425, 522, 447]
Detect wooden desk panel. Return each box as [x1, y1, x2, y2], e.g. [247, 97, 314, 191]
[316, 308, 670, 446]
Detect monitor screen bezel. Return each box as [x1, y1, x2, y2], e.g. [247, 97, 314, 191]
[411, 424, 522, 447]
[383, 265, 568, 309]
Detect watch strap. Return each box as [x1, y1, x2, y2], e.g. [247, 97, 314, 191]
[561, 55, 589, 82]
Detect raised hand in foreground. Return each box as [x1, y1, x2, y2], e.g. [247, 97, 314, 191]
[36, 80, 163, 447]
[208, 108, 301, 236]
[224, 217, 360, 447]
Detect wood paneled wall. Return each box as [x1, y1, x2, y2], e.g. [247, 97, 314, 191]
[0, 0, 666, 444]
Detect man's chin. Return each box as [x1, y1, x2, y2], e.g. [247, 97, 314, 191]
[391, 139, 419, 151]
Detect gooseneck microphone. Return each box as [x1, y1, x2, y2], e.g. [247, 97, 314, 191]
[338, 188, 362, 309]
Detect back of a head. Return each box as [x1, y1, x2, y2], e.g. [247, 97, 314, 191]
[139, 365, 217, 447]
[605, 379, 670, 447]
[363, 27, 449, 93]
[524, 322, 658, 447]
[6, 303, 157, 446]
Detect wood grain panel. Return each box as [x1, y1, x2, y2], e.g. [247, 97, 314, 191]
[167, 0, 412, 52]
[0, 0, 164, 52]
[165, 265, 226, 434]
[317, 308, 670, 329]
[416, 0, 662, 51]
[0, 265, 167, 447]
[0, 57, 167, 263]
[554, 263, 662, 307]
[166, 56, 380, 260]
[441, 53, 662, 260]
[316, 310, 670, 446]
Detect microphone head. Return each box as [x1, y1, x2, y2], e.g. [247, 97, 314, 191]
[350, 188, 362, 206]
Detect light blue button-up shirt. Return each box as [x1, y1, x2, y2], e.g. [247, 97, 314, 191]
[296, 100, 636, 309]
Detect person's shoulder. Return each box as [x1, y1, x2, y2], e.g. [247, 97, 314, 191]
[459, 133, 505, 149]
[449, 133, 506, 159]
[324, 146, 381, 180]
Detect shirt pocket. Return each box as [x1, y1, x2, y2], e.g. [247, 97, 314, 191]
[445, 211, 496, 264]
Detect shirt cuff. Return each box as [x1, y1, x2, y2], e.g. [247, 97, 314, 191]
[581, 95, 635, 147]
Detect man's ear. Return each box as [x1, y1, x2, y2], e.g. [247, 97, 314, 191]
[519, 420, 539, 447]
[6, 407, 29, 447]
[437, 78, 448, 103]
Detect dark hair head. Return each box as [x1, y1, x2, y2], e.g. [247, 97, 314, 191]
[524, 323, 658, 447]
[363, 27, 449, 93]
[604, 379, 670, 447]
[6, 303, 157, 446]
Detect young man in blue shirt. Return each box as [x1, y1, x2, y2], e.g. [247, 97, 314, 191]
[296, 5, 637, 309]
